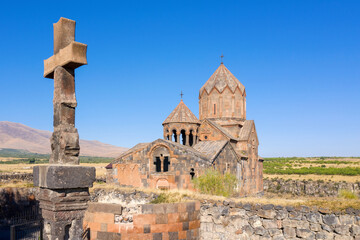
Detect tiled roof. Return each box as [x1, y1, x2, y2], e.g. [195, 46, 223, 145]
[115, 142, 151, 161]
[163, 100, 200, 124]
[193, 140, 228, 162]
[200, 64, 245, 95]
[238, 120, 254, 141]
[113, 139, 211, 165]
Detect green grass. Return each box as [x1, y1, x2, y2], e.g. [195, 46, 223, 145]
[264, 166, 360, 176]
[192, 169, 237, 197]
[263, 157, 360, 176]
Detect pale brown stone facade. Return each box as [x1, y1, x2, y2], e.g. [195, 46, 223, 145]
[109, 63, 263, 196]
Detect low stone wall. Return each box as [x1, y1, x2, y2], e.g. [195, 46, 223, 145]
[0, 173, 33, 182]
[200, 201, 360, 240]
[264, 178, 360, 197]
[84, 201, 200, 240]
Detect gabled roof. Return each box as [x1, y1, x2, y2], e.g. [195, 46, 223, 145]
[115, 142, 151, 161]
[163, 100, 200, 124]
[113, 139, 210, 164]
[205, 119, 237, 141]
[200, 64, 245, 96]
[193, 140, 228, 162]
[194, 140, 240, 163]
[238, 120, 255, 141]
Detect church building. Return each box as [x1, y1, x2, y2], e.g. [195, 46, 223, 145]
[107, 63, 263, 196]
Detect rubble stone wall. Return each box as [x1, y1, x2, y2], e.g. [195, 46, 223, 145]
[264, 178, 360, 197]
[200, 202, 360, 240]
[83, 201, 200, 240]
[0, 173, 33, 182]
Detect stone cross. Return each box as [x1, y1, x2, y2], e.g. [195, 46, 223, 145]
[34, 17, 95, 240]
[44, 17, 87, 165]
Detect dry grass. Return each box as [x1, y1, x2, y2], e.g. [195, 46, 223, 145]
[92, 185, 360, 210]
[264, 174, 360, 183]
[0, 163, 107, 178]
[0, 180, 34, 188]
[0, 157, 27, 162]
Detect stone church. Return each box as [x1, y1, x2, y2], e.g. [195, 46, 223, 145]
[107, 63, 263, 196]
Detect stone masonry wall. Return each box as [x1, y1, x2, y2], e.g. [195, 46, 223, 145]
[200, 201, 360, 240]
[264, 179, 360, 197]
[83, 201, 200, 240]
[0, 173, 33, 183]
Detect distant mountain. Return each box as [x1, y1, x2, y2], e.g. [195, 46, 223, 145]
[0, 121, 128, 157]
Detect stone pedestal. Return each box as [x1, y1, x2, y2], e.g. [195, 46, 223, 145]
[34, 165, 95, 240]
[36, 17, 94, 240]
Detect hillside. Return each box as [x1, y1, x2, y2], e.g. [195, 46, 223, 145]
[0, 121, 127, 157]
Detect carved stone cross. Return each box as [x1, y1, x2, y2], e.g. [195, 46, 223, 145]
[44, 17, 87, 165]
[34, 17, 95, 240]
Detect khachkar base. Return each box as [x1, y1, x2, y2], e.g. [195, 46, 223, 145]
[34, 165, 95, 240]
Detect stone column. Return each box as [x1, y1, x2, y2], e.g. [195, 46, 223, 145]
[185, 131, 190, 146]
[175, 130, 179, 143]
[33, 17, 95, 240]
[192, 133, 196, 146]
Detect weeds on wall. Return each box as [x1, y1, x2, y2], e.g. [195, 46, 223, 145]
[338, 189, 359, 200]
[192, 169, 237, 197]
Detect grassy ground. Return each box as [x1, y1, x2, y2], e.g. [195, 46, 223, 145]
[90, 185, 360, 211]
[1, 155, 360, 210]
[263, 157, 360, 177]
[0, 163, 108, 178]
[264, 174, 360, 183]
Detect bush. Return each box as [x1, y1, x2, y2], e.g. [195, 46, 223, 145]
[338, 189, 358, 200]
[192, 169, 237, 197]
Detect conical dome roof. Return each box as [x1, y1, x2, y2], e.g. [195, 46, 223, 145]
[200, 63, 245, 95]
[163, 100, 200, 124]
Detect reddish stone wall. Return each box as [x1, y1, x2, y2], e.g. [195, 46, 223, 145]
[83, 201, 200, 240]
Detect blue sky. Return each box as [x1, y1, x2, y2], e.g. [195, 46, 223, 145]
[0, 0, 359, 157]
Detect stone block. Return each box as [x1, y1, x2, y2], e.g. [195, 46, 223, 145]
[334, 236, 353, 240]
[306, 212, 322, 223]
[156, 214, 168, 224]
[334, 224, 350, 235]
[44, 41, 87, 78]
[276, 209, 288, 220]
[339, 215, 355, 225]
[316, 231, 334, 240]
[87, 203, 122, 214]
[351, 225, 360, 236]
[283, 226, 296, 238]
[33, 165, 95, 189]
[262, 219, 278, 229]
[257, 209, 276, 219]
[310, 223, 322, 232]
[296, 228, 314, 239]
[253, 226, 266, 236]
[323, 214, 340, 226]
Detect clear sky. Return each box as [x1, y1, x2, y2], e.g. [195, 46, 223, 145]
[1, 0, 359, 157]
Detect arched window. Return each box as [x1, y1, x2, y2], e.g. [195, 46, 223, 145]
[154, 157, 161, 172]
[190, 168, 195, 179]
[163, 157, 170, 172]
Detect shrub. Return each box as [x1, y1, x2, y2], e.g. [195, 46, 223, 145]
[338, 189, 358, 200]
[192, 169, 237, 197]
